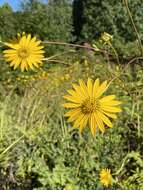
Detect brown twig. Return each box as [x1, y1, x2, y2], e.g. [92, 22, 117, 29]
[43, 40, 113, 56]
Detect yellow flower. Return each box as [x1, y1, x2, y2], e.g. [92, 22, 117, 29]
[100, 168, 112, 187]
[100, 32, 113, 44]
[63, 78, 122, 136]
[3, 33, 45, 71]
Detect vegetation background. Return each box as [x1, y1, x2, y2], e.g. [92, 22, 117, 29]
[0, 0, 143, 189]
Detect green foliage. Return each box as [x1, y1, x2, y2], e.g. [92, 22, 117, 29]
[0, 56, 143, 189]
[14, 0, 73, 54]
[0, 0, 73, 54]
[0, 3, 16, 40]
[0, 0, 143, 189]
[18, 0, 73, 41]
[73, 0, 143, 43]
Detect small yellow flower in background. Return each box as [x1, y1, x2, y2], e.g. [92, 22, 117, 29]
[100, 168, 112, 187]
[92, 43, 100, 51]
[3, 33, 45, 71]
[17, 32, 25, 38]
[63, 78, 122, 136]
[83, 59, 89, 66]
[100, 32, 113, 44]
[64, 183, 74, 190]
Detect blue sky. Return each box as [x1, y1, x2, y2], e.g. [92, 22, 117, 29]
[0, 0, 47, 11]
[0, 0, 22, 10]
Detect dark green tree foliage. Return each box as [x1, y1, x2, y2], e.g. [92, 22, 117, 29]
[73, 0, 143, 42]
[0, 0, 73, 44]
[72, 0, 84, 41]
[17, 0, 73, 42]
[0, 3, 16, 40]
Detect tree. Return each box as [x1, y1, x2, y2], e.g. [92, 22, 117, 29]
[0, 3, 16, 40]
[72, 0, 84, 41]
[18, 0, 73, 42]
[73, 0, 143, 42]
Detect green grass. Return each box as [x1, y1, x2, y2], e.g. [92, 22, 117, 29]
[0, 54, 143, 190]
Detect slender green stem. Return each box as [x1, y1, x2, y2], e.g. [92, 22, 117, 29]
[117, 182, 124, 189]
[0, 89, 16, 141]
[113, 151, 142, 176]
[108, 57, 143, 87]
[0, 40, 5, 46]
[136, 101, 141, 151]
[43, 50, 75, 61]
[123, 0, 143, 55]
[76, 140, 89, 177]
[109, 42, 120, 65]
[113, 155, 129, 176]
[0, 135, 24, 157]
[44, 59, 71, 65]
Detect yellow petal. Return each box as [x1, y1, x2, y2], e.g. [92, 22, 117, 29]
[5, 55, 18, 61]
[62, 103, 80, 108]
[89, 114, 97, 136]
[32, 46, 44, 50]
[19, 35, 27, 46]
[26, 34, 31, 46]
[94, 113, 105, 133]
[93, 78, 100, 97]
[10, 59, 17, 67]
[101, 106, 122, 113]
[34, 40, 41, 47]
[102, 100, 122, 106]
[3, 49, 17, 54]
[21, 59, 28, 72]
[5, 43, 19, 49]
[97, 111, 112, 128]
[95, 80, 108, 98]
[67, 88, 85, 100]
[31, 36, 37, 43]
[26, 58, 35, 70]
[100, 110, 117, 119]
[32, 61, 40, 68]
[72, 114, 85, 129]
[67, 89, 84, 100]
[63, 95, 82, 103]
[64, 108, 81, 117]
[67, 109, 82, 122]
[13, 58, 21, 69]
[32, 50, 45, 54]
[79, 115, 89, 132]
[79, 79, 88, 97]
[67, 89, 75, 96]
[72, 84, 86, 99]
[87, 78, 93, 96]
[99, 95, 116, 103]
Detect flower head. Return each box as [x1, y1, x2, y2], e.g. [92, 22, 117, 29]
[100, 168, 112, 187]
[100, 32, 113, 45]
[3, 33, 45, 71]
[63, 78, 122, 136]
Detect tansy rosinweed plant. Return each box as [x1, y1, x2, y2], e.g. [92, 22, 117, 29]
[63, 78, 122, 136]
[99, 168, 112, 187]
[3, 33, 45, 71]
[0, 32, 143, 190]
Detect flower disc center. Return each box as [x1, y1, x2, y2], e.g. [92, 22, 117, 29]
[18, 48, 30, 58]
[81, 98, 99, 114]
